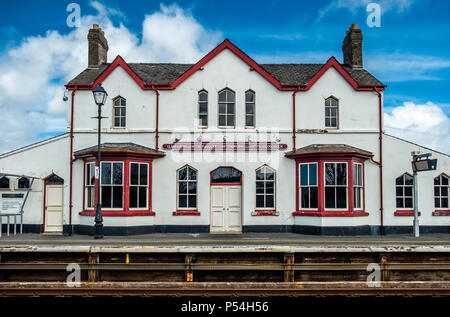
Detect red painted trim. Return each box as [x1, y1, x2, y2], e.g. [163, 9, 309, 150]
[151, 86, 160, 151]
[172, 210, 201, 216]
[374, 87, 384, 235]
[252, 210, 278, 216]
[79, 210, 155, 217]
[285, 151, 373, 160]
[292, 89, 299, 151]
[42, 180, 47, 233]
[74, 151, 165, 160]
[293, 210, 369, 217]
[432, 210, 450, 216]
[394, 210, 421, 216]
[295, 161, 299, 211]
[81, 157, 154, 215]
[210, 166, 243, 185]
[65, 41, 386, 92]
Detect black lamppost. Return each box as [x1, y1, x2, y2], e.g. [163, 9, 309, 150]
[92, 84, 108, 239]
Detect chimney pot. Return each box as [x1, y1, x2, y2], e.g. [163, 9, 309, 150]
[342, 23, 363, 68]
[88, 24, 108, 68]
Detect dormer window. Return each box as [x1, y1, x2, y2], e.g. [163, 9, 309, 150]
[325, 97, 338, 128]
[198, 90, 208, 128]
[218, 88, 235, 128]
[113, 96, 126, 128]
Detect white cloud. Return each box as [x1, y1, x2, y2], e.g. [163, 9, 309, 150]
[317, 0, 417, 21]
[366, 53, 450, 82]
[384, 101, 450, 154]
[0, 2, 222, 154]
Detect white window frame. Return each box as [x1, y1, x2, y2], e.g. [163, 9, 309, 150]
[255, 165, 276, 210]
[353, 163, 363, 210]
[100, 161, 124, 210]
[434, 174, 449, 210]
[112, 96, 126, 128]
[177, 165, 198, 210]
[198, 90, 208, 128]
[299, 162, 318, 210]
[218, 88, 235, 128]
[325, 97, 339, 129]
[129, 162, 149, 210]
[245, 90, 255, 128]
[324, 162, 348, 210]
[395, 173, 414, 209]
[85, 162, 95, 210]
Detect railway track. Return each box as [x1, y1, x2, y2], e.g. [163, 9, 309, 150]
[0, 247, 449, 296]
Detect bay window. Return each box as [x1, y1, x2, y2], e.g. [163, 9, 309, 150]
[286, 144, 370, 217]
[85, 162, 95, 209]
[76, 143, 164, 216]
[353, 163, 363, 209]
[100, 162, 123, 209]
[130, 163, 148, 209]
[299, 163, 318, 209]
[324, 162, 347, 209]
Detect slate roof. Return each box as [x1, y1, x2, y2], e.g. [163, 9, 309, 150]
[285, 144, 373, 157]
[74, 143, 165, 157]
[67, 62, 384, 87]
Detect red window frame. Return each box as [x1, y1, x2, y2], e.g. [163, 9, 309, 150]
[79, 155, 155, 217]
[292, 157, 368, 217]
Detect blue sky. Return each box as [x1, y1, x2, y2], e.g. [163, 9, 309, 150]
[0, 0, 449, 154]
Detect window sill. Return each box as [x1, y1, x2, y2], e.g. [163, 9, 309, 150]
[172, 210, 201, 216]
[79, 210, 155, 217]
[432, 210, 450, 216]
[252, 210, 279, 216]
[293, 210, 369, 217]
[394, 210, 421, 216]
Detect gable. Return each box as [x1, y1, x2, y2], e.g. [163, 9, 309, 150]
[66, 39, 385, 92]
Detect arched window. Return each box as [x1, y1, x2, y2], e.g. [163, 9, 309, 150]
[256, 166, 275, 209]
[396, 174, 413, 209]
[198, 90, 208, 128]
[245, 90, 255, 128]
[18, 177, 30, 189]
[218, 88, 235, 128]
[434, 174, 449, 209]
[177, 166, 197, 209]
[113, 96, 126, 128]
[325, 97, 338, 128]
[0, 177, 10, 189]
[211, 167, 241, 184]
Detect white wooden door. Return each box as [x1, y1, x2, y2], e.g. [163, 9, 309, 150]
[44, 184, 64, 233]
[210, 186, 242, 233]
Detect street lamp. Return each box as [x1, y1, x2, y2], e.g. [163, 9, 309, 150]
[411, 152, 437, 237]
[92, 84, 108, 239]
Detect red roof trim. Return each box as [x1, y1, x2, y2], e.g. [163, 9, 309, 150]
[66, 40, 385, 92]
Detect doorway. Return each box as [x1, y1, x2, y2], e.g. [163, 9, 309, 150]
[210, 167, 242, 233]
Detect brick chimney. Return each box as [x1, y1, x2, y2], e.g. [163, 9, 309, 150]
[88, 24, 108, 68]
[342, 24, 363, 68]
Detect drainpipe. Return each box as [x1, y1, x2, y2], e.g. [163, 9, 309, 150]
[292, 87, 300, 151]
[69, 86, 78, 236]
[374, 86, 384, 235]
[151, 85, 160, 151]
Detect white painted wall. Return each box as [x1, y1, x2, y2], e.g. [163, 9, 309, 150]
[1, 47, 449, 233]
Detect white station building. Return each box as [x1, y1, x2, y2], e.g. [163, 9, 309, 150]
[0, 24, 449, 235]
